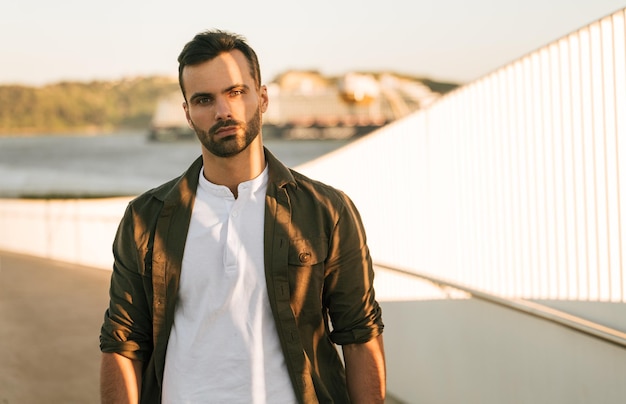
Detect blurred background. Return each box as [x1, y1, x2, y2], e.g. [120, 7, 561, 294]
[2, 0, 624, 86]
[1, 1, 626, 403]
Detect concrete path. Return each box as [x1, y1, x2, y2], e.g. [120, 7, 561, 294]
[0, 251, 110, 404]
[0, 251, 405, 404]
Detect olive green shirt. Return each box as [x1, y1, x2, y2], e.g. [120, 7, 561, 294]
[100, 148, 383, 403]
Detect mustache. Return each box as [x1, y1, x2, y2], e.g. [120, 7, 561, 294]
[209, 119, 243, 135]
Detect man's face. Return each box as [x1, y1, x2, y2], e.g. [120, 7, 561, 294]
[182, 50, 268, 158]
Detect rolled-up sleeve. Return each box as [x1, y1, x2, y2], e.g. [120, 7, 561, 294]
[100, 204, 154, 362]
[324, 192, 383, 345]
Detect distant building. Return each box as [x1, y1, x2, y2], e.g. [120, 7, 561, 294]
[149, 70, 458, 141]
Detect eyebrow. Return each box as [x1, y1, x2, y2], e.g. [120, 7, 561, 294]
[189, 84, 251, 103]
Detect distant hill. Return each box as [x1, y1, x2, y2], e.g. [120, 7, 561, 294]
[0, 73, 459, 135]
[0, 76, 179, 134]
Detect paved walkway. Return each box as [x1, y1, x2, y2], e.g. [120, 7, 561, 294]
[0, 251, 111, 403]
[0, 251, 405, 404]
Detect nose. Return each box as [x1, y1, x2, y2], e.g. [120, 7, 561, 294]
[214, 97, 232, 121]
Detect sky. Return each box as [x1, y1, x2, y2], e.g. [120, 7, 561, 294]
[2, 0, 625, 86]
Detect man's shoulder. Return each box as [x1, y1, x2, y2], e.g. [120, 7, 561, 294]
[265, 147, 344, 201]
[127, 156, 202, 213]
[129, 175, 181, 208]
[286, 168, 351, 208]
[289, 168, 339, 193]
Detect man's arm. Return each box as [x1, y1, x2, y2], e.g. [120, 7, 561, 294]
[342, 334, 386, 403]
[100, 352, 143, 404]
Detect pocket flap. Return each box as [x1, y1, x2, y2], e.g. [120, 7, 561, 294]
[288, 238, 328, 266]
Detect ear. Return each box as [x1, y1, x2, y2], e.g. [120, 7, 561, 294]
[259, 85, 269, 113]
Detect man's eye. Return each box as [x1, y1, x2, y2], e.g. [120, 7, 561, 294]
[231, 89, 244, 96]
[198, 97, 211, 104]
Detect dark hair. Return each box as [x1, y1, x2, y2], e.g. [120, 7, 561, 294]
[177, 30, 262, 99]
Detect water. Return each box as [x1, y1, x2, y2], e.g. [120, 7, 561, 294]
[0, 131, 352, 198]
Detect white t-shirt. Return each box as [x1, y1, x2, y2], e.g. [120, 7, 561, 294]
[162, 166, 296, 404]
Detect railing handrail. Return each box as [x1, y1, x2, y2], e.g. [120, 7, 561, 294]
[374, 262, 626, 349]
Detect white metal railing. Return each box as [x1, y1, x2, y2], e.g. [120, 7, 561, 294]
[298, 8, 626, 302]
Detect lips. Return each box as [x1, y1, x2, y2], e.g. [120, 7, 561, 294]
[210, 119, 242, 137]
[213, 125, 238, 137]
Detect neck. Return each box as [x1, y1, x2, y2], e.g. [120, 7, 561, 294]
[201, 137, 265, 198]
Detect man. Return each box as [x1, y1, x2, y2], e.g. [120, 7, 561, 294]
[100, 30, 385, 403]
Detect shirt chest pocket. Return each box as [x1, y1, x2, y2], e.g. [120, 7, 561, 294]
[288, 237, 328, 267]
[287, 238, 329, 312]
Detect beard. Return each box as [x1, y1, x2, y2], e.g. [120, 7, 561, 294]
[191, 107, 262, 158]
